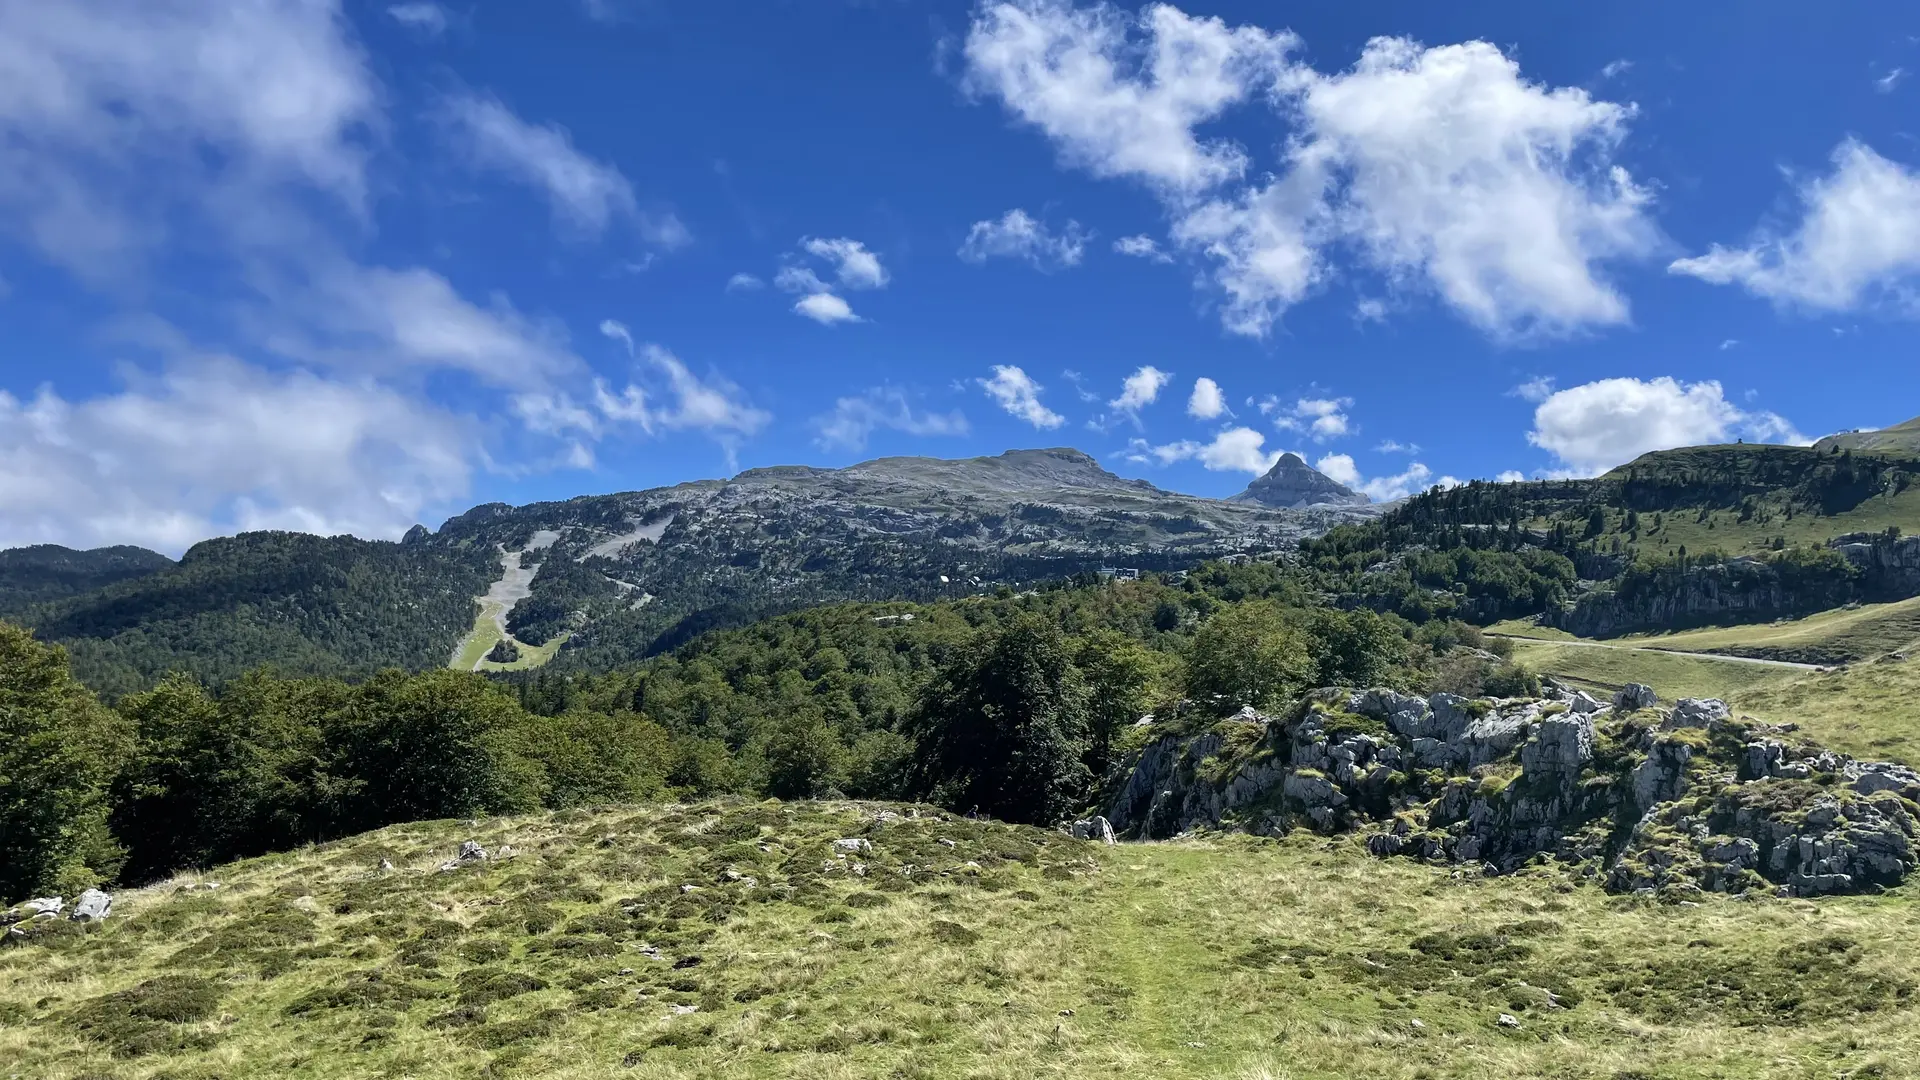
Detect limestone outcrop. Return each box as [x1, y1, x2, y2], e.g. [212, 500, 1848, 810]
[1103, 684, 1918, 898]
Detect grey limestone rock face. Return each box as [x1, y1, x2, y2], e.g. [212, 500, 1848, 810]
[1100, 684, 1916, 898]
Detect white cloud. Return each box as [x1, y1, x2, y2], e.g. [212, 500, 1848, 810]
[441, 93, 678, 243]
[1719, 338, 1740, 350]
[1110, 365, 1172, 413]
[813, 389, 970, 451]
[1526, 376, 1809, 476]
[964, 6, 1658, 339]
[963, 1, 1298, 193]
[1128, 426, 1281, 474]
[1496, 469, 1527, 483]
[1877, 68, 1907, 95]
[1114, 234, 1174, 262]
[1669, 140, 1920, 314]
[293, 263, 583, 393]
[1315, 453, 1439, 501]
[726, 272, 764, 292]
[1375, 439, 1418, 454]
[1600, 59, 1633, 80]
[0, 0, 377, 278]
[959, 208, 1089, 269]
[1276, 38, 1656, 339]
[767, 237, 888, 325]
[1511, 376, 1556, 403]
[387, 3, 448, 35]
[597, 321, 770, 440]
[793, 292, 861, 325]
[978, 364, 1065, 428]
[0, 358, 472, 552]
[1270, 396, 1353, 441]
[801, 236, 889, 289]
[1187, 376, 1227, 419]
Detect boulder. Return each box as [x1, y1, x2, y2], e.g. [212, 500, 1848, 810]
[1615, 684, 1657, 711]
[458, 840, 488, 862]
[832, 838, 872, 854]
[1068, 816, 1117, 845]
[70, 889, 111, 921]
[1665, 698, 1730, 729]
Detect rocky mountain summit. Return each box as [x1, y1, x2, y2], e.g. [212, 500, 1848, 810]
[1106, 683, 1918, 898]
[1230, 453, 1371, 509]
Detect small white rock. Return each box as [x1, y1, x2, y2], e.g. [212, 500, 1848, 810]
[1497, 1013, 1522, 1029]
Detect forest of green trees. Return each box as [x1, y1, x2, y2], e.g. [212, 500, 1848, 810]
[1, 562, 1532, 905]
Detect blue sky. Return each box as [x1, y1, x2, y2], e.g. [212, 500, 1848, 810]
[2, 0, 1918, 552]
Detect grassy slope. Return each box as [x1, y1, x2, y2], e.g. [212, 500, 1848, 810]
[5, 802, 1918, 1079]
[1573, 484, 1920, 559]
[1509, 642, 1920, 765]
[1617, 596, 1920, 664]
[1505, 596, 1920, 763]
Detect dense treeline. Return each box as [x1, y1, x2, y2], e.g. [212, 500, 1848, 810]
[15, 532, 496, 697]
[1, 565, 1532, 903]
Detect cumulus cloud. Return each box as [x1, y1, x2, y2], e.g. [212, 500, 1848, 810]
[978, 364, 1066, 428]
[0, 358, 472, 552]
[964, 3, 1659, 339]
[1669, 140, 1920, 314]
[1269, 396, 1354, 441]
[963, 1, 1298, 193]
[1526, 376, 1808, 476]
[1496, 469, 1527, 483]
[812, 388, 970, 451]
[1315, 453, 1451, 501]
[1126, 426, 1282, 474]
[1187, 376, 1227, 419]
[768, 237, 887, 324]
[801, 236, 890, 290]
[792, 292, 860, 325]
[1110, 365, 1172, 413]
[441, 92, 686, 244]
[1114, 234, 1174, 262]
[959, 208, 1089, 269]
[387, 3, 449, 35]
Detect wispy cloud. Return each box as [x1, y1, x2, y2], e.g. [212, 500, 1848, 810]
[813, 388, 969, 451]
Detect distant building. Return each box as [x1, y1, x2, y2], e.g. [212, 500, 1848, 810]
[1096, 567, 1141, 582]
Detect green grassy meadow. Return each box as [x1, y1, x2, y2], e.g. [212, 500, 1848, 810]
[5, 802, 1918, 1079]
[1508, 600, 1920, 765]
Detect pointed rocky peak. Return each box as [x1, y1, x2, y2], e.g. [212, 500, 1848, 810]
[1230, 453, 1370, 509]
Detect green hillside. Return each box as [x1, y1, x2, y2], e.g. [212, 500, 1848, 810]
[6, 801, 1917, 1080]
[0, 544, 172, 616]
[1814, 414, 1920, 456]
[15, 533, 496, 697]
